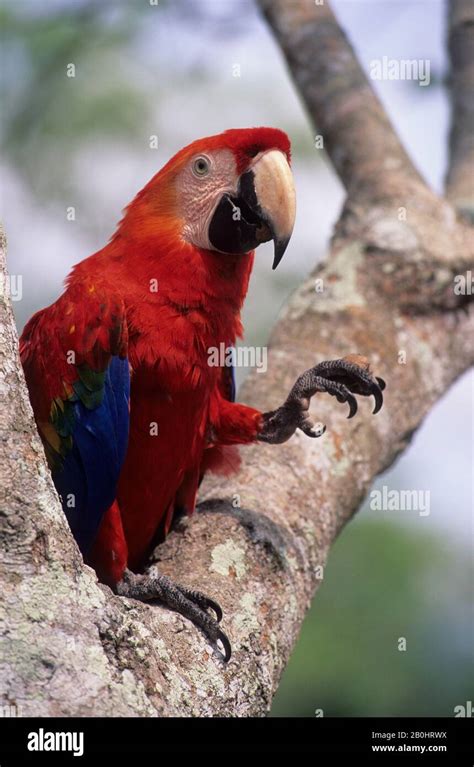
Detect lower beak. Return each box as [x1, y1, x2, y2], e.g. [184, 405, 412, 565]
[208, 150, 296, 269]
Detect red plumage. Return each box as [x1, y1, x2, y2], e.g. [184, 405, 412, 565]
[21, 127, 292, 586]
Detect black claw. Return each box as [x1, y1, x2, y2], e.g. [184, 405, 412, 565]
[347, 394, 358, 419]
[371, 383, 384, 414]
[205, 597, 223, 623]
[117, 571, 231, 660]
[259, 358, 385, 443]
[217, 629, 232, 663]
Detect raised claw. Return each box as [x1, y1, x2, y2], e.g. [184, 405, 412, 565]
[371, 381, 384, 414]
[258, 355, 386, 445]
[345, 392, 358, 419]
[329, 382, 358, 418]
[320, 357, 385, 416]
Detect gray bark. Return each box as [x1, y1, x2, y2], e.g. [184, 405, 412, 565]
[446, 0, 474, 220]
[0, 0, 473, 716]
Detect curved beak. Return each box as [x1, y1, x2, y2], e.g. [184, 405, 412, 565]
[251, 150, 296, 269]
[208, 149, 296, 269]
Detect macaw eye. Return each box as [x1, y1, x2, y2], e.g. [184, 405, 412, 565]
[192, 156, 210, 177]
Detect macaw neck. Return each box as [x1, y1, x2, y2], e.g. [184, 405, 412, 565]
[71, 231, 255, 318]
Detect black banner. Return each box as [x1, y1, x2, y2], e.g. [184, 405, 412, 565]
[0, 717, 471, 763]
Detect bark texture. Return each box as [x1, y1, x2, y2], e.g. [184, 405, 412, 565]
[446, 0, 474, 220]
[0, 0, 473, 716]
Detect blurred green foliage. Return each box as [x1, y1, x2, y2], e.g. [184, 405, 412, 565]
[0, 1, 151, 198]
[272, 518, 473, 716]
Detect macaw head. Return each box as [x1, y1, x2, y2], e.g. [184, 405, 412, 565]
[130, 128, 296, 270]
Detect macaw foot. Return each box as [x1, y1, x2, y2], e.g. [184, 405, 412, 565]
[258, 354, 386, 444]
[116, 569, 231, 662]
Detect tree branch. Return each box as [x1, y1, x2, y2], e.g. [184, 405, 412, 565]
[446, 0, 474, 219]
[1, 1, 473, 716]
[258, 0, 425, 203]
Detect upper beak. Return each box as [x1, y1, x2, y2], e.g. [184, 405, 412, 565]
[251, 149, 296, 269]
[207, 149, 296, 268]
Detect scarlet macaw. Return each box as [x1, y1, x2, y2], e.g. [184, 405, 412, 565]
[20, 128, 385, 660]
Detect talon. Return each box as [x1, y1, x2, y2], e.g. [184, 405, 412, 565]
[346, 393, 358, 419]
[205, 597, 223, 623]
[116, 569, 231, 659]
[173, 584, 224, 624]
[259, 356, 386, 443]
[216, 629, 232, 663]
[371, 383, 384, 414]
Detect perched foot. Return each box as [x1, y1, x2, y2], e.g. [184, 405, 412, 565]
[116, 569, 231, 662]
[259, 354, 386, 444]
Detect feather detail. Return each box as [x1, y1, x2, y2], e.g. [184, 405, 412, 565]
[20, 279, 130, 554]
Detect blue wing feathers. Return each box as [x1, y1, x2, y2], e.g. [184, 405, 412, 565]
[53, 356, 130, 554]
